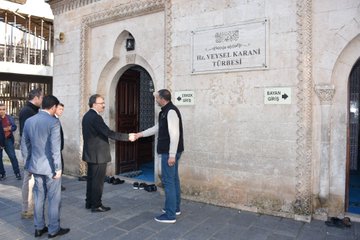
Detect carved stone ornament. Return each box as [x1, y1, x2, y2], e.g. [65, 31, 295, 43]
[294, 0, 313, 220]
[314, 85, 335, 105]
[49, 0, 101, 15]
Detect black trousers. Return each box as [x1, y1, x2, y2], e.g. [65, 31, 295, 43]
[86, 163, 107, 208]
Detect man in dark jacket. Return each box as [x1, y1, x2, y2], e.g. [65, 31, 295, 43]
[55, 103, 66, 191]
[0, 103, 21, 180]
[19, 88, 43, 219]
[82, 94, 129, 212]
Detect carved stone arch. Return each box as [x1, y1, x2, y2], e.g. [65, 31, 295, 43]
[329, 34, 360, 214]
[96, 53, 156, 130]
[106, 54, 157, 102]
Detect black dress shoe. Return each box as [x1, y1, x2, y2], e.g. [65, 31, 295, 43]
[34, 226, 48, 237]
[109, 177, 115, 184]
[112, 178, 125, 185]
[61, 185, 66, 191]
[144, 184, 157, 192]
[85, 203, 91, 209]
[48, 228, 70, 238]
[92, 205, 111, 212]
[78, 176, 87, 181]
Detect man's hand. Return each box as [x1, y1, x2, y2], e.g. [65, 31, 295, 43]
[168, 157, 176, 167]
[129, 133, 143, 142]
[53, 170, 62, 179]
[129, 133, 136, 142]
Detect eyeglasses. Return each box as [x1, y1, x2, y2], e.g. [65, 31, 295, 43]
[95, 102, 105, 105]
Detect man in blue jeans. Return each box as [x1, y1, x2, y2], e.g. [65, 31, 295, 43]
[0, 103, 21, 180]
[131, 89, 184, 223]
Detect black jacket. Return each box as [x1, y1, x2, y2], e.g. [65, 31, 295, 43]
[157, 101, 184, 154]
[82, 109, 128, 164]
[19, 101, 40, 136]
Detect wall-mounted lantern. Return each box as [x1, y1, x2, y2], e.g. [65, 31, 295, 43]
[126, 34, 135, 51]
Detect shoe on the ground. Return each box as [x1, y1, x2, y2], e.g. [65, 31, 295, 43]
[85, 203, 91, 209]
[104, 176, 110, 183]
[15, 173, 21, 180]
[112, 178, 125, 185]
[144, 184, 157, 192]
[78, 176, 87, 181]
[34, 226, 48, 237]
[109, 176, 115, 184]
[133, 182, 139, 189]
[162, 208, 181, 216]
[325, 217, 352, 228]
[61, 185, 66, 191]
[154, 213, 176, 223]
[92, 205, 111, 212]
[21, 211, 33, 219]
[139, 182, 147, 190]
[48, 228, 70, 238]
[0, 173, 6, 180]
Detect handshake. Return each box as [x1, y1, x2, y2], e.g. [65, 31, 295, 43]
[128, 133, 142, 142]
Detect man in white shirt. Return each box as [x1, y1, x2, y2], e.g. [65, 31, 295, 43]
[131, 89, 184, 223]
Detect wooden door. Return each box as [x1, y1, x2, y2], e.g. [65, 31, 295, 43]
[116, 69, 139, 174]
[347, 58, 360, 212]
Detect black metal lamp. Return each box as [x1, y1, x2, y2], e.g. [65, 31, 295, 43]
[126, 34, 135, 51]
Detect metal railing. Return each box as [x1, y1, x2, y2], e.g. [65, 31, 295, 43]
[0, 44, 50, 66]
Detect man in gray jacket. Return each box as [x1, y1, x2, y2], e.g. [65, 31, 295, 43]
[21, 95, 70, 238]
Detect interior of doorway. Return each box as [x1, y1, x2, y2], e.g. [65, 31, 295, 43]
[348, 58, 360, 214]
[116, 65, 155, 182]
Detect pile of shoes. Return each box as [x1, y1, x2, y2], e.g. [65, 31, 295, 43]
[133, 182, 157, 192]
[325, 217, 351, 228]
[104, 176, 125, 185]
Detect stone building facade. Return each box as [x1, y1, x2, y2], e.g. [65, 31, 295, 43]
[48, 0, 360, 221]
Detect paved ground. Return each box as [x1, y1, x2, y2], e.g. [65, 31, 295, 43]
[0, 162, 359, 240]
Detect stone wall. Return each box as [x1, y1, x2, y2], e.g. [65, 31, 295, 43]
[49, 0, 360, 220]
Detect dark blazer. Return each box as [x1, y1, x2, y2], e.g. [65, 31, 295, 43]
[82, 109, 128, 164]
[19, 101, 40, 136]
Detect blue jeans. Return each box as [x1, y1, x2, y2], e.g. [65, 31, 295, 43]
[0, 138, 20, 175]
[33, 174, 61, 235]
[161, 152, 182, 219]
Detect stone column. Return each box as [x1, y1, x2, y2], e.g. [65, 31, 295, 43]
[314, 84, 335, 204]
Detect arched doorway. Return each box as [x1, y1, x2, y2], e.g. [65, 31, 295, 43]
[348, 57, 360, 213]
[115, 65, 155, 182]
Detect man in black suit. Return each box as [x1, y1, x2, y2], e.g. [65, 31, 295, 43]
[55, 103, 66, 191]
[82, 94, 129, 212]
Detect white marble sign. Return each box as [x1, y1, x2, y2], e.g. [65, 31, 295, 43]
[191, 19, 268, 73]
